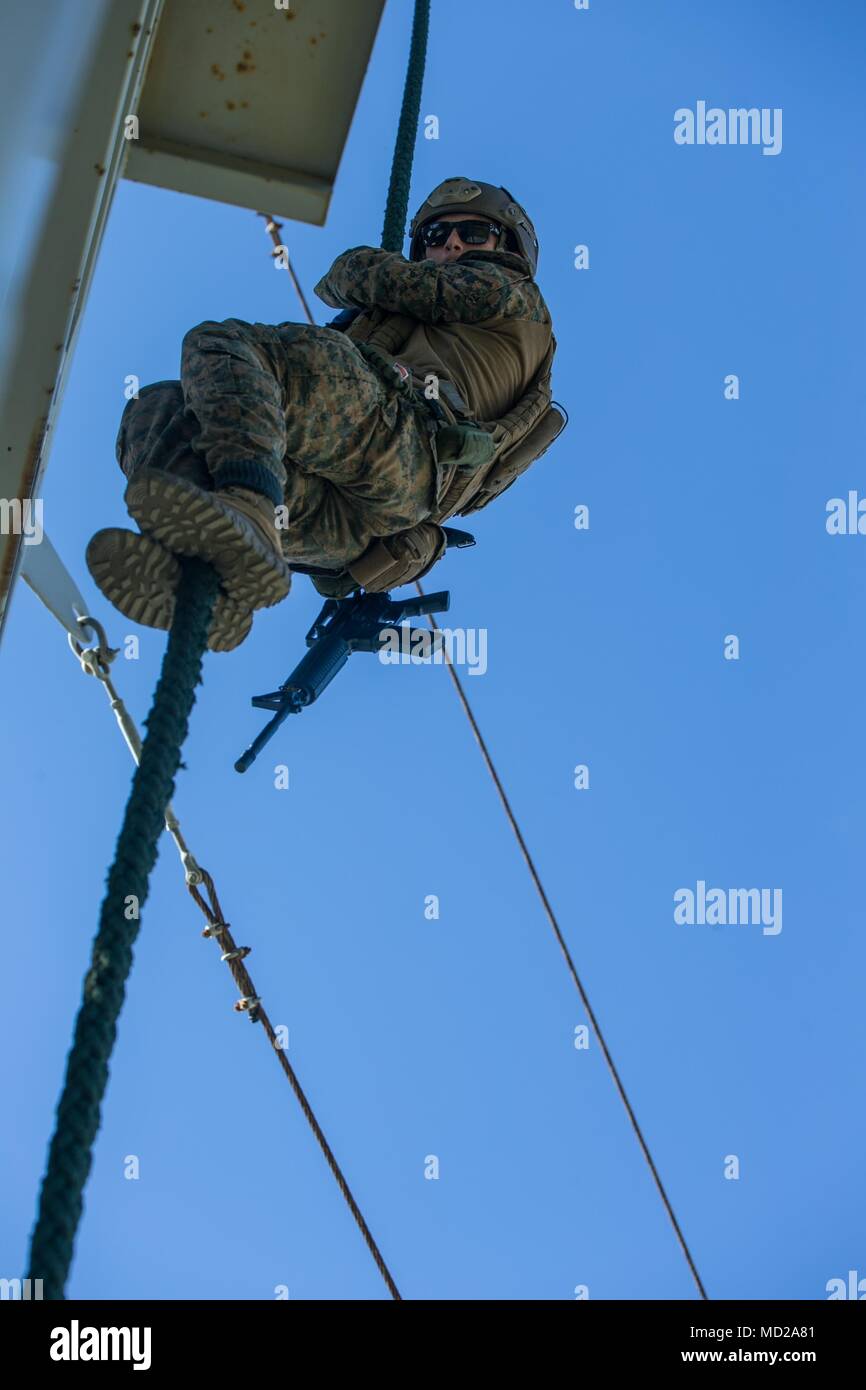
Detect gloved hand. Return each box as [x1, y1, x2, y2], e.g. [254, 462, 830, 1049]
[346, 521, 448, 593]
[327, 308, 362, 332]
[310, 569, 359, 599]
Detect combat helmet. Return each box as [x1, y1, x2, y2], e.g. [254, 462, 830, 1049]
[409, 177, 539, 274]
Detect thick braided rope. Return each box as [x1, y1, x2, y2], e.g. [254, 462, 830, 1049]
[380, 0, 430, 254]
[26, 559, 218, 1298]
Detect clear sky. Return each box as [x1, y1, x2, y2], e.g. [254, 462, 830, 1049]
[3, 0, 865, 1300]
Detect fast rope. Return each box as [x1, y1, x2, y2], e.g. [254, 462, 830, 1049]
[26, 0, 431, 1300]
[381, 0, 430, 255]
[27, 559, 218, 1299]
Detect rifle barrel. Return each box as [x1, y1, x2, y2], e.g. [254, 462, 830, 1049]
[235, 698, 299, 773]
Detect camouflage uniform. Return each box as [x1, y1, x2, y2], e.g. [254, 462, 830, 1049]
[116, 318, 440, 571]
[117, 240, 553, 576]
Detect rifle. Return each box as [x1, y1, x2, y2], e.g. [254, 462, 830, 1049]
[234, 526, 475, 772]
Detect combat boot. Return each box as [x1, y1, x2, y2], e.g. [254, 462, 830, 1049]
[124, 468, 292, 611]
[85, 528, 253, 651]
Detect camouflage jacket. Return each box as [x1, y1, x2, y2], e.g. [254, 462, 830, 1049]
[314, 246, 560, 522]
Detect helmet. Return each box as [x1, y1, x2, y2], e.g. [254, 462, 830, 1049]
[409, 177, 539, 274]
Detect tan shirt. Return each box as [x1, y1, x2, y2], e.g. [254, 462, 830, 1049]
[314, 246, 553, 426]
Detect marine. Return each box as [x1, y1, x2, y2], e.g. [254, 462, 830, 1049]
[86, 178, 562, 650]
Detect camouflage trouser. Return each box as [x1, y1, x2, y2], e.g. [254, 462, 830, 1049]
[115, 318, 440, 569]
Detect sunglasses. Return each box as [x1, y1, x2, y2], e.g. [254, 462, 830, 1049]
[419, 219, 502, 248]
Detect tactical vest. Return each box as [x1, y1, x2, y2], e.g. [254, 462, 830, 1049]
[341, 308, 565, 522]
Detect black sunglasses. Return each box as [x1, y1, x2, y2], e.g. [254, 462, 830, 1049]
[419, 219, 502, 248]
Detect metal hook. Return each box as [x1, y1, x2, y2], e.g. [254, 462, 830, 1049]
[68, 614, 118, 677]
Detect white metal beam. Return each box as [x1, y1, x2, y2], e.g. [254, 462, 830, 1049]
[125, 0, 385, 223]
[0, 0, 166, 646]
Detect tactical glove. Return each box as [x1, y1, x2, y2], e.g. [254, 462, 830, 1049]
[345, 521, 448, 593]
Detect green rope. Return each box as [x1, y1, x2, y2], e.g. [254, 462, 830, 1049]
[380, 0, 430, 254]
[26, 559, 218, 1298]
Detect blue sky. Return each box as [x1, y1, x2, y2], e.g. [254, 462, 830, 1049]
[3, 0, 865, 1300]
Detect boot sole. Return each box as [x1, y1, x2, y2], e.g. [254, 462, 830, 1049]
[124, 469, 291, 611]
[85, 528, 253, 652]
